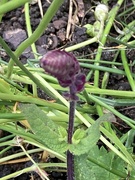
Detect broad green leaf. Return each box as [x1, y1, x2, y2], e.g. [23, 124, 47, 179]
[69, 113, 115, 155]
[74, 145, 127, 180]
[74, 153, 91, 180]
[69, 123, 100, 155]
[20, 104, 68, 153]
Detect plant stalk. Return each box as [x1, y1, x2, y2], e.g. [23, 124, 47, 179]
[67, 85, 76, 180]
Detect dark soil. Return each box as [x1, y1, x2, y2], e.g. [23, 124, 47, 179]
[0, 0, 135, 179]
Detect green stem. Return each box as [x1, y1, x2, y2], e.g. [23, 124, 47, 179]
[7, 0, 64, 78]
[0, 37, 58, 99]
[91, 95, 135, 107]
[0, 92, 68, 113]
[0, 166, 36, 180]
[121, 49, 135, 91]
[85, 87, 135, 97]
[0, 134, 14, 143]
[88, 94, 135, 127]
[24, 2, 38, 59]
[20, 144, 49, 180]
[80, 62, 135, 78]
[65, 37, 97, 52]
[93, 0, 124, 124]
[0, 0, 31, 14]
[0, 148, 43, 163]
[0, 140, 14, 147]
[93, 0, 124, 87]
[120, 20, 135, 91]
[0, 74, 32, 95]
[0, 146, 12, 155]
[0, 0, 8, 21]
[0, 163, 66, 180]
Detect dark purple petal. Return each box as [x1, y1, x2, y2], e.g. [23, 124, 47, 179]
[40, 50, 80, 87]
[58, 78, 72, 87]
[74, 73, 86, 92]
[63, 92, 79, 101]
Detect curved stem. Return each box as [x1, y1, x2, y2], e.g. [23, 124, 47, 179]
[7, 0, 64, 78]
[0, 0, 30, 14]
[65, 37, 97, 52]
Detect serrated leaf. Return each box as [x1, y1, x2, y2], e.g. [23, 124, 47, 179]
[74, 145, 127, 180]
[74, 153, 91, 180]
[20, 104, 68, 153]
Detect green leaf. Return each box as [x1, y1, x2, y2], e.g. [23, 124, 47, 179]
[58, 126, 67, 142]
[74, 153, 91, 180]
[69, 116, 100, 155]
[72, 128, 86, 145]
[74, 145, 127, 180]
[69, 121, 100, 155]
[69, 113, 115, 155]
[20, 104, 68, 153]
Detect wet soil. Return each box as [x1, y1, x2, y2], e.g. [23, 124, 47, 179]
[0, 0, 135, 179]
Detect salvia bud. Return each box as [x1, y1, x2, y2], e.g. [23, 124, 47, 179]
[40, 50, 86, 99]
[40, 50, 79, 86]
[74, 73, 86, 92]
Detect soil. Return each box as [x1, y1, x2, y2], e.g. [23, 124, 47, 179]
[0, 0, 135, 179]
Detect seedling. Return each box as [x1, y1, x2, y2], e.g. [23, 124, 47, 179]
[84, 4, 108, 39]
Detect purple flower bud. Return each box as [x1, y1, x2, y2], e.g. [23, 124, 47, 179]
[63, 74, 86, 101]
[40, 50, 80, 87]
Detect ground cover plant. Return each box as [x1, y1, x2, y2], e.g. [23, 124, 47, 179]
[0, 0, 135, 179]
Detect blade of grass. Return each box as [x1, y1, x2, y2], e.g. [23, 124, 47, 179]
[85, 86, 135, 97]
[0, 0, 31, 14]
[0, 92, 68, 113]
[80, 62, 135, 78]
[93, 0, 124, 87]
[87, 93, 135, 127]
[120, 20, 135, 91]
[24, 2, 38, 59]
